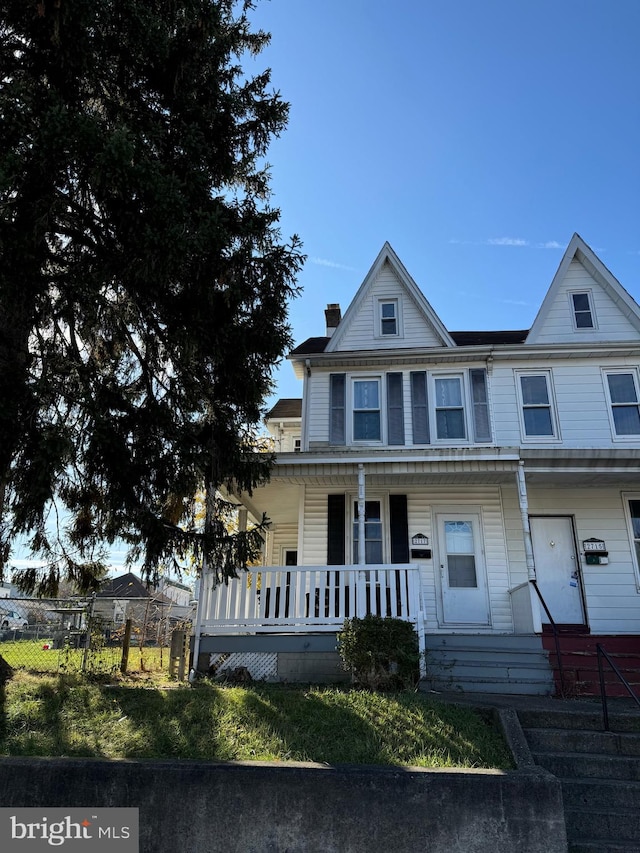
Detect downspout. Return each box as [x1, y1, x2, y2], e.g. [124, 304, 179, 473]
[516, 461, 536, 580]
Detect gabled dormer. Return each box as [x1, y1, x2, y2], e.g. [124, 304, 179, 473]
[526, 233, 640, 345]
[325, 242, 455, 352]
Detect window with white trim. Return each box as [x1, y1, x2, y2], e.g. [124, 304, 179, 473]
[352, 377, 382, 441]
[377, 299, 400, 337]
[570, 291, 595, 330]
[517, 372, 558, 438]
[605, 371, 640, 436]
[433, 374, 466, 440]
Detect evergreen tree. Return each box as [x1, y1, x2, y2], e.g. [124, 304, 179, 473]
[0, 0, 303, 594]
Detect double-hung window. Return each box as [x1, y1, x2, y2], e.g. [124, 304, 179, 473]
[353, 378, 381, 441]
[518, 372, 557, 438]
[380, 301, 397, 336]
[434, 375, 466, 440]
[570, 291, 595, 330]
[605, 371, 640, 436]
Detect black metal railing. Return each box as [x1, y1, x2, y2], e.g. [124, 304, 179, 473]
[596, 643, 640, 732]
[529, 579, 567, 698]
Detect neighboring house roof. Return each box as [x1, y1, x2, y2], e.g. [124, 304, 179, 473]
[97, 572, 172, 604]
[266, 398, 303, 419]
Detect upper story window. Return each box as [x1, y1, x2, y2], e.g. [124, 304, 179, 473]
[353, 378, 381, 441]
[604, 371, 640, 436]
[517, 371, 558, 439]
[329, 368, 491, 447]
[377, 298, 400, 337]
[570, 291, 595, 330]
[433, 375, 466, 440]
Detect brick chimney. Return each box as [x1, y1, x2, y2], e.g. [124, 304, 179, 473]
[325, 303, 341, 337]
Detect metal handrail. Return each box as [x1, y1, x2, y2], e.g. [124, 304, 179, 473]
[596, 643, 640, 732]
[529, 579, 567, 698]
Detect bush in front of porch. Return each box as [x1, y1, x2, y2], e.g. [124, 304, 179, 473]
[337, 615, 420, 691]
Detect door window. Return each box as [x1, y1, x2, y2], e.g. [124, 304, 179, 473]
[444, 520, 477, 587]
[353, 501, 383, 564]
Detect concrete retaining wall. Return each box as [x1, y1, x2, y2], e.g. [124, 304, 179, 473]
[0, 757, 567, 852]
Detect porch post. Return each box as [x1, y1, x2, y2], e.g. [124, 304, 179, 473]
[357, 463, 366, 567]
[357, 463, 367, 617]
[517, 461, 536, 580]
[189, 561, 207, 680]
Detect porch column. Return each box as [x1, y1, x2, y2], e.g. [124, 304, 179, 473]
[357, 463, 366, 567]
[357, 464, 367, 618]
[516, 461, 536, 580]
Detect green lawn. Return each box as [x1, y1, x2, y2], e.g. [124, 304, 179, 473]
[0, 673, 513, 769]
[0, 639, 170, 675]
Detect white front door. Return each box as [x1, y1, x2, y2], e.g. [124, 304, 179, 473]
[530, 516, 585, 625]
[436, 513, 490, 625]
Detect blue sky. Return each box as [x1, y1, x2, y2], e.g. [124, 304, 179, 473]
[249, 0, 640, 406]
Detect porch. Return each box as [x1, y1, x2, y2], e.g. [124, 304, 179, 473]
[197, 563, 423, 636]
[193, 563, 424, 681]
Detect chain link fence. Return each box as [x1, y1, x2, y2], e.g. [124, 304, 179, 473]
[0, 596, 193, 677]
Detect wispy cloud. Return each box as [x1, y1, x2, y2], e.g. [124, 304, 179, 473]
[450, 237, 564, 250]
[498, 298, 532, 307]
[309, 256, 356, 271]
[488, 237, 529, 247]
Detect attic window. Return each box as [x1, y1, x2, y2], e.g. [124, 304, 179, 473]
[379, 299, 399, 336]
[570, 292, 595, 329]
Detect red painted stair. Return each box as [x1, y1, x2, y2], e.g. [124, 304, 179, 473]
[541, 633, 640, 697]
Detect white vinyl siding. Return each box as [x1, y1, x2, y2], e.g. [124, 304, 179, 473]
[335, 261, 445, 351]
[502, 484, 640, 634]
[530, 259, 638, 344]
[492, 358, 640, 448]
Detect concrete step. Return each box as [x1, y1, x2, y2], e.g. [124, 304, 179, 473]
[426, 676, 553, 696]
[518, 707, 640, 733]
[565, 807, 640, 844]
[428, 634, 546, 651]
[425, 634, 554, 694]
[427, 648, 551, 665]
[569, 842, 640, 853]
[524, 727, 640, 756]
[427, 662, 552, 680]
[532, 751, 640, 781]
[561, 778, 640, 811]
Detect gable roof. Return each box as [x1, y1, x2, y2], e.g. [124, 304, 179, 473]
[526, 233, 640, 344]
[97, 572, 172, 604]
[324, 242, 456, 351]
[266, 398, 303, 419]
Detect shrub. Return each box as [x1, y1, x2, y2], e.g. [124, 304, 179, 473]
[337, 615, 420, 691]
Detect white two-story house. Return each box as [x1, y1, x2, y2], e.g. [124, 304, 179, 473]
[193, 234, 640, 694]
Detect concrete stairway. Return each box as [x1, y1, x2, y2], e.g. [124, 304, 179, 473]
[519, 704, 640, 852]
[423, 634, 555, 695]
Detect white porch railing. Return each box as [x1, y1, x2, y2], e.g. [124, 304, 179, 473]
[198, 564, 422, 634]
